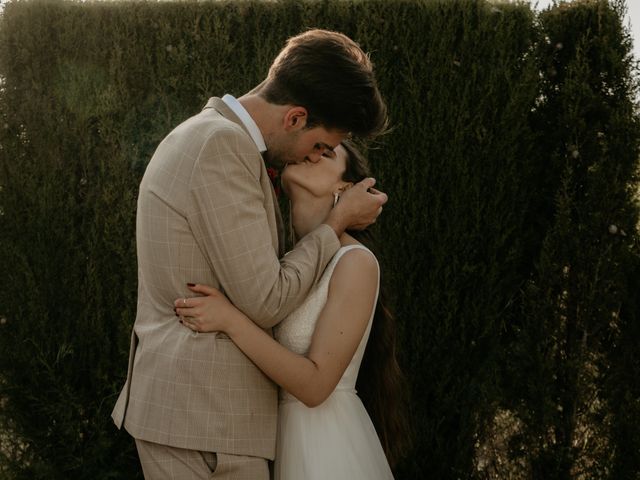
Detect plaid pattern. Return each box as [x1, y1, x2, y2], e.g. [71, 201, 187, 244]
[112, 98, 341, 459]
[135, 439, 269, 480]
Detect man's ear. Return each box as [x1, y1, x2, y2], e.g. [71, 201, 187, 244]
[283, 106, 308, 132]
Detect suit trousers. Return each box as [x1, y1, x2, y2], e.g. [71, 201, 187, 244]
[135, 439, 269, 480]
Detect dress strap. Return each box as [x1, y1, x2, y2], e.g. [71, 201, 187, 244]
[332, 244, 376, 263]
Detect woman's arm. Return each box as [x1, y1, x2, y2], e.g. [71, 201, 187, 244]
[175, 248, 378, 407]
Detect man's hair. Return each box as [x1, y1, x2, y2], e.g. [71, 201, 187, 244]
[260, 29, 388, 139]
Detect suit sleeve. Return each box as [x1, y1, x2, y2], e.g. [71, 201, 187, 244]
[187, 126, 340, 329]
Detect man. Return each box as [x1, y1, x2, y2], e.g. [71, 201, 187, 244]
[112, 29, 388, 479]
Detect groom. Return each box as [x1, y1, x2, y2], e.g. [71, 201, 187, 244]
[112, 29, 388, 479]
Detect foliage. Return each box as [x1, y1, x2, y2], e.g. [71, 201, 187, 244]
[0, 1, 637, 478]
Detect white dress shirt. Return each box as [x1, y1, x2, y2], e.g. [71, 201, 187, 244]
[222, 94, 267, 153]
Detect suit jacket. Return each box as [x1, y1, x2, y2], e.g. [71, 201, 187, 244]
[111, 97, 340, 459]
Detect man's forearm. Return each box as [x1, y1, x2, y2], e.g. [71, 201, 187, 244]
[323, 209, 347, 238]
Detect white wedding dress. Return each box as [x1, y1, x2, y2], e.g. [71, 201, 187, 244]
[273, 245, 394, 480]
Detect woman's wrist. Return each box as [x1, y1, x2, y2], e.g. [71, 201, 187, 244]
[224, 309, 251, 338]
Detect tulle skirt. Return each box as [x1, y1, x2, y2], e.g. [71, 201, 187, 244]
[274, 390, 394, 480]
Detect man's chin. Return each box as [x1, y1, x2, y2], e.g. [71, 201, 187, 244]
[263, 152, 284, 169]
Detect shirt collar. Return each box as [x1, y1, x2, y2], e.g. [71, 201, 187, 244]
[221, 94, 267, 153]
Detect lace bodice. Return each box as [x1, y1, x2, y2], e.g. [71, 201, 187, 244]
[274, 245, 379, 402]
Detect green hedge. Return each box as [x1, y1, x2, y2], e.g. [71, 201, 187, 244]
[0, 0, 638, 478]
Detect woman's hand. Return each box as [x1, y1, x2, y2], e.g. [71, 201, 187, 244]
[174, 284, 236, 333]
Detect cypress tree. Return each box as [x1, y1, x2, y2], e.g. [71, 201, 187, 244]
[502, 1, 640, 478]
[0, 1, 637, 478]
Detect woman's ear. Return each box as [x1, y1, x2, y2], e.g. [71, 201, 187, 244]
[339, 182, 354, 192]
[283, 106, 308, 131]
[332, 182, 353, 206]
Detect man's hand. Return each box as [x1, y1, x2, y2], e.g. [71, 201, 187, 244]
[324, 178, 388, 236]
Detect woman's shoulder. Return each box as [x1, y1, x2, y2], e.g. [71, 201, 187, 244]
[335, 234, 377, 263]
[329, 243, 379, 289]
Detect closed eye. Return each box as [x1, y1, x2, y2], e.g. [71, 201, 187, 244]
[321, 149, 337, 159]
[315, 143, 337, 158]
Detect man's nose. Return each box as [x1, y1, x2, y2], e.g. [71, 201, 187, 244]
[306, 153, 322, 164]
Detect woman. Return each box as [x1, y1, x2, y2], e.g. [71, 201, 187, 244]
[175, 141, 410, 479]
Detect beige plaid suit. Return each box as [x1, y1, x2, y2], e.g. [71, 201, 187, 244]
[112, 97, 340, 462]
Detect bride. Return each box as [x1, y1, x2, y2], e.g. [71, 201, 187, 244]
[175, 140, 410, 479]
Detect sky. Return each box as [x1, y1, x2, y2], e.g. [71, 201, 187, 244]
[533, 0, 640, 59]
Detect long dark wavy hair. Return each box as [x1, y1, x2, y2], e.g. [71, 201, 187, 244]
[339, 140, 413, 468]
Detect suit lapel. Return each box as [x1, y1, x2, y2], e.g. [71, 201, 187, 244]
[203, 97, 249, 136]
[204, 97, 285, 256]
